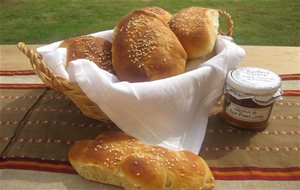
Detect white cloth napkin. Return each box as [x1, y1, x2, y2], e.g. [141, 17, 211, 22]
[37, 30, 245, 154]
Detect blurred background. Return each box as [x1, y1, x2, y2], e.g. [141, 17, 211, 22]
[1, 0, 299, 46]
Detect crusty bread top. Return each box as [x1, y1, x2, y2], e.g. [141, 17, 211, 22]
[141, 6, 172, 24]
[169, 7, 219, 59]
[112, 9, 187, 82]
[60, 36, 114, 73]
[69, 131, 214, 190]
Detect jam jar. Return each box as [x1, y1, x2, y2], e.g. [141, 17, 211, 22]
[222, 67, 282, 131]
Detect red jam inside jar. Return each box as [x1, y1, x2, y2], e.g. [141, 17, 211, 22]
[222, 67, 282, 131]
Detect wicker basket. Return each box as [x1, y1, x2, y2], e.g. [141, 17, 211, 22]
[17, 9, 233, 122]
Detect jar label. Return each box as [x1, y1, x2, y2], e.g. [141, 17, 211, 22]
[231, 67, 281, 89]
[225, 102, 271, 122]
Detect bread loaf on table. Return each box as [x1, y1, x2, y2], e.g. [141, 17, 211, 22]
[69, 131, 214, 190]
[112, 9, 187, 82]
[60, 36, 114, 73]
[169, 7, 219, 60]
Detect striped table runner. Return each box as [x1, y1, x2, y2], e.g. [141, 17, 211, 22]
[0, 70, 299, 188]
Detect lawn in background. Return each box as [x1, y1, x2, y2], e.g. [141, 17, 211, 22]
[1, 0, 299, 46]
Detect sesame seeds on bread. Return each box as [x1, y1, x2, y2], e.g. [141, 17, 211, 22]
[68, 131, 214, 190]
[169, 7, 219, 60]
[60, 36, 114, 73]
[141, 6, 172, 25]
[59, 6, 221, 82]
[112, 9, 187, 82]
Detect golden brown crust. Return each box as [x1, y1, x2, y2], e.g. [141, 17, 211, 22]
[60, 36, 114, 73]
[69, 131, 214, 190]
[169, 7, 219, 60]
[112, 9, 187, 82]
[141, 6, 172, 25]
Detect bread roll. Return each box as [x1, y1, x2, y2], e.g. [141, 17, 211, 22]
[69, 131, 214, 190]
[60, 36, 114, 73]
[112, 9, 187, 82]
[141, 6, 172, 25]
[169, 7, 219, 59]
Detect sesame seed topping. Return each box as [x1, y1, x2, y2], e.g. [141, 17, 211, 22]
[118, 14, 161, 65]
[170, 8, 207, 36]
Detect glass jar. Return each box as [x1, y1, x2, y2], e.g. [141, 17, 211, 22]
[222, 67, 282, 131]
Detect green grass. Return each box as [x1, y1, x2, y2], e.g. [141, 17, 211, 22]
[1, 0, 299, 46]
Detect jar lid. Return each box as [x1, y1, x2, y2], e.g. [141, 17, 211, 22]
[226, 67, 281, 95]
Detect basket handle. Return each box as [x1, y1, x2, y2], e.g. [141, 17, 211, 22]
[17, 42, 66, 91]
[218, 9, 233, 37]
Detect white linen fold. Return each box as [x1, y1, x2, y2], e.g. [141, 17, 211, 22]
[37, 30, 245, 153]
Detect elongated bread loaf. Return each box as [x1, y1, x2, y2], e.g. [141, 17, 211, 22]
[60, 36, 114, 73]
[69, 131, 214, 190]
[112, 9, 187, 82]
[169, 7, 219, 60]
